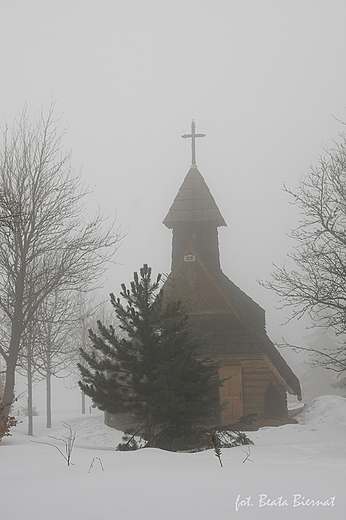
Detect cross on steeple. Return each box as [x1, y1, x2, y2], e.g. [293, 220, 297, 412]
[182, 120, 206, 167]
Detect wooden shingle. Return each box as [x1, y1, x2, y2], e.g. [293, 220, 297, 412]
[163, 167, 227, 228]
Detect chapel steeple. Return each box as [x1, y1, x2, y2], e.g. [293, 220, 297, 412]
[162, 122, 301, 426]
[163, 122, 226, 273]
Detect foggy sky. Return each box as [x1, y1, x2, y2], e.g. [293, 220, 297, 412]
[2, 0, 346, 408]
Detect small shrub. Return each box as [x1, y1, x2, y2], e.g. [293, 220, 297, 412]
[0, 397, 18, 440]
[34, 422, 76, 465]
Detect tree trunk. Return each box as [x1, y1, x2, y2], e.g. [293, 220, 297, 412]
[2, 341, 20, 418]
[3, 271, 25, 418]
[46, 371, 52, 429]
[81, 391, 86, 414]
[46, 347, 52, 428]
[27, 353, 33, 436]
[0, 355, 17, 434]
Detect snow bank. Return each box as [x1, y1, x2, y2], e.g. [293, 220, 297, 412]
[37, 417, 124, 449]
[297, 395, 346, 427]
[2, 396, 346, 520]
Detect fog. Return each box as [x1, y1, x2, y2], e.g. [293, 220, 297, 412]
[2, 0, 346, 412]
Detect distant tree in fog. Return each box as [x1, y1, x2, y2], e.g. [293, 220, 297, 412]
[264, 133, 346, 374]
[16, 289, 86, 433]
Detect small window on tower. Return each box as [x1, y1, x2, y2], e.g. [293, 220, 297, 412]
[184, 254, 196, 262]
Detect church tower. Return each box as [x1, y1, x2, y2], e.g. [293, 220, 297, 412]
[163, 122, 301, 427]
[163, 167, 226, 275]
[163, 121, 226, 275]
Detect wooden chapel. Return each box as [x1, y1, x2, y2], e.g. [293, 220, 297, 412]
[162, 121, 302, 427]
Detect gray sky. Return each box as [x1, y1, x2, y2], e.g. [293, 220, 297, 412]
[2, 0, 346, 391]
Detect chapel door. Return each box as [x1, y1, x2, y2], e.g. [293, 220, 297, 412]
[219, 365, 243, 425]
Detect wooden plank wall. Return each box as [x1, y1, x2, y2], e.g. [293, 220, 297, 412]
[214, 353, 286, 420]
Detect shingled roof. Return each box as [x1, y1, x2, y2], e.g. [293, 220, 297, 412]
[163, 166, 227, 228]
[197, 269, 302, 399]
[168, 247, 302, 399]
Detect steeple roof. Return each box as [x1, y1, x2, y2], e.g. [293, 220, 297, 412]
[163, 166, 227, 229]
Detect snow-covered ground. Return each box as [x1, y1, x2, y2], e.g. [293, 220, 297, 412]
[1, 395, 345, 520]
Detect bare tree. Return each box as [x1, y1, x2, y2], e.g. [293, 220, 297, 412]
[72, 294, 120, 415]
[17, 289, 88, 433]
[264, 133, 346, 372]
[0, 106, 121, 426]
[34, 422, 76, 466]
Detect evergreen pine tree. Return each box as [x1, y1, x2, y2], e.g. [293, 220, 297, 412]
[78, 264, 220, 449]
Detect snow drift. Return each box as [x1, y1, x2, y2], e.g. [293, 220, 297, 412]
[1, 395, 345, 520]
